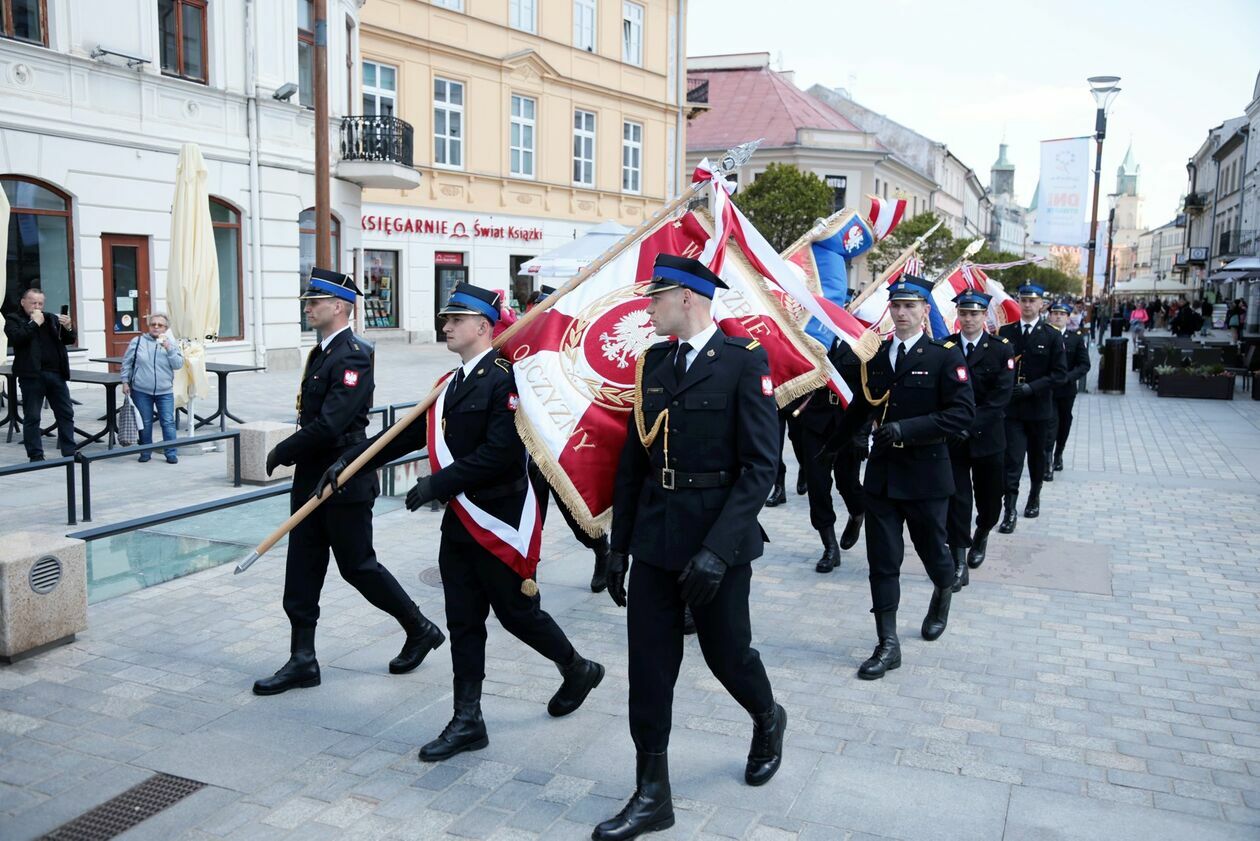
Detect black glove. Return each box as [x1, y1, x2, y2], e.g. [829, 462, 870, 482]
[853, 438, 870, 460]
[872, 421, 903, 449]
[406, 476, 436, 511]
[606, 550, 628, 607]
[1017, 382, 1034, 398]
[678, 547, 727, 607]
[313, 455, 349, 499]
[265, 447, 282, 477]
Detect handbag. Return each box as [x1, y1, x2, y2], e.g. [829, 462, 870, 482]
[118, 395, 140, 447]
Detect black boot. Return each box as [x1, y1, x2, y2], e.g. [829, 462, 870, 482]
[765, 483, 786, 507]
[592, 751, 674, 840]
[253, 628, 320, 696]
[967, 530, 989, 569]
[590, 537, 610, 593]
[1043, 463, 1055, 482]
[814, 526, 840, 573]
[1024, 483, 1042, 518]
[745, 703, 787, 786]
[921, 585, 952, 641]
[839, 513, 864, 550]
[795, 471, 807, 496]
[857, 610, 900, 680]
[682, 605, 697, 636]
[389, 604, 445, 675]
[419, 680, 489, 761]
[950, 545, 969, 593]
[548, 651, 605, 717]
[997, 493, 1018, 534]
[1053, 454, 1065, 472]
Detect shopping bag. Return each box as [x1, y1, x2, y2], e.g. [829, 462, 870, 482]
[118, 395, 140, 447]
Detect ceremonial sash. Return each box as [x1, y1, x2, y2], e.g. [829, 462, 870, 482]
[427, 372, 542, 580]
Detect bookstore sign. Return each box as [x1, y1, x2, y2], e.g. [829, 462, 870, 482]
[362, 214, 543, 242]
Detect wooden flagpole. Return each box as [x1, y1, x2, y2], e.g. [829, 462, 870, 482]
[846, 219, 943, 312]
[235, 140, 762, 573]
[931, 238, 986, 290]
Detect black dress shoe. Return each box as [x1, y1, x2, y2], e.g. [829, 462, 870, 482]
[967, 531, 989, 569]
[390, 604, 445, 674]
[795, 473, 807, 496]
[253, 628, 320, 695]
[765, 483, 786, 507]
[997, 493, 1018, 534]
[1024, 484, 1042, 518]
[590, 538, 610, 593]
[814, 526, 839, 573]
[921, 586, 952, 641]
[839, 514, 864, 550]
[682, 605, 697, 636]
[1043, 468, 1055, 482]
[745, 703, 786, 786]
[1053, 456, 1065, 472]
[548, 652, 604, 717]
[858, 611, 900, 680]
[419, 680, 489, 761]
[592, 751, 674, 840]
[950, 545, 969, 593]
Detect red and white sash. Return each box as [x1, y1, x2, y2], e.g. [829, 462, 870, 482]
[427, 372, 543, 579]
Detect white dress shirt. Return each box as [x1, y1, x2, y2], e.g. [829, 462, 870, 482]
[675, 322, 719, 372]
[319, 324, 351, 351]
[888, 330, 925, 368]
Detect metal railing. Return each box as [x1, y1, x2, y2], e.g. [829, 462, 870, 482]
[0, 455, 78, 525]
[1217, 229, 1257, 257]
[686, 77, 709, 105]
[340, 115, 415, 167]
[78, 431, 242, 522]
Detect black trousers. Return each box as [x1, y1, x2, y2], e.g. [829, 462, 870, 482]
[19, 372, 76, 458]
[1003, 417, 1048, 494]
[438, 536, 575, 683]
[775, 415, 805, 486]
[627, 560, 774, 753]
[1050, 394, 1076, 461]
[798, 422, 864, 529]
[282, 498, 414, 632]
[863, 492, 955, 614]
[947, 448, 1004, 547]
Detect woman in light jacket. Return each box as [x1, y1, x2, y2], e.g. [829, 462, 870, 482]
[121, 312, 184, 463]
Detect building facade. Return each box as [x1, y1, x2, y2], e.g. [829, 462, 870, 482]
[1123, 219, 1183, 297]
[988, 143, 1027, 256]
[1109, 143, 1145, 289]
[1, 0, 371, 370]
[357, 0, 685, 341]
[1182, 117, 1247, 295]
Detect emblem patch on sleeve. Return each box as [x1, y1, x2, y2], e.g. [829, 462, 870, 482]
[342, 370, 360, 387]
[1007, 358, 1015, 370]
[761, 375, 774, 396]
[507, 393, 520, 411]
[955, 366, 969, 382]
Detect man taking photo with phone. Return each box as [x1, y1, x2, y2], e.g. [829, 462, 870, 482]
[4, 286, 77, 462]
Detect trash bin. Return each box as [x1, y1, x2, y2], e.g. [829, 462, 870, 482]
[1099, 337, 1127, 394]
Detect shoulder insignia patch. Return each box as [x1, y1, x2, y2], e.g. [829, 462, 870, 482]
[745, 339, 761, 351]
[494, 357, 512, 373]
[942, 340, 956, 348]
[1000, 336, 1010, 344]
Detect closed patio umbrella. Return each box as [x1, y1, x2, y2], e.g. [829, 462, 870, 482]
[0, 186, 9, 362]
[167, 143, 220, 432]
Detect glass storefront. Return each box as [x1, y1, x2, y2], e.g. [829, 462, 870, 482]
[2, 177, 74, 322]
[363, 249, 399, 328]
[210, 199, 243, 339]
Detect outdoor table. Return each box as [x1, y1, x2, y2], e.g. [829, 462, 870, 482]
[92, 357, 265, 432]
[2, 364, 123, 449]
[0, 364, 21, 443]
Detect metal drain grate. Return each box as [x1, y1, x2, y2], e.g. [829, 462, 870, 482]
[30, 556, 62, 594]
[419, 565, 443, 588]
[41, 773, 206, 841]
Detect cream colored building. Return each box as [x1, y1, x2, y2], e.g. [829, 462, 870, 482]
[358, 0, 685, 340]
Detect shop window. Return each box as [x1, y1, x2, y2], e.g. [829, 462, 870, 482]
[210, 198, 244, 340]
[363, 250, 399, 328]
[2, 176, 75, 325]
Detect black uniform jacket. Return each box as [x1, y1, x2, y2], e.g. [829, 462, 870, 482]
[353, 348, 530, 540]
[998, 320, 1067, 422]
[1053, 329, 1091, 399]
[273, 329, 378, 506]
[611, 330, 779, 570]
[946, 331, 1014, 458]
[828, 336, 975, 501]
[4, 312, 75, 380]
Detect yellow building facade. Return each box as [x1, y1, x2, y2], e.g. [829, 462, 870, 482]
[357, 0, 686, 341]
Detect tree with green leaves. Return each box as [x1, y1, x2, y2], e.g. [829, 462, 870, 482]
[732, 163, 833, 252]
[866, 212, 956, 277]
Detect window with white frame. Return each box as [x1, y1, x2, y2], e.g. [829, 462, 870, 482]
[511, 95, 536, 178]
[621, 2, 643, 66]
[362, 61, 396, 117]
[622, 120, 642, 193]
[432, 0, 463, 9]
[434, 77, 464, 168]
[573, 110, 596, 187]
[574, 0, 596, 51]
[509, 0, 536, 33]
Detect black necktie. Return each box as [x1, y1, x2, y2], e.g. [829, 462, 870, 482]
[895, 342, 907, 372]
[1023, 324, 1031, 339]
[674, 342, 691, 382]
[449, 367, 464, 396]
[965, 341, 974, 358]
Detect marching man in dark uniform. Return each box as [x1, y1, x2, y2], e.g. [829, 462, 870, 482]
[996, 285, 1067, 533]
[254, 269, 445, 696]
[825, 274, 974, 680]
[318, 282, 603, 763]
[1043, 301, 1090, 479]
[596, 255, 784, 841]
[944, 291, 1014, 583]
[788, 384, 851, 573]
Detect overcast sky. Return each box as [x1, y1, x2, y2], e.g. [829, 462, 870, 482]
[686, 0, 1259, 229]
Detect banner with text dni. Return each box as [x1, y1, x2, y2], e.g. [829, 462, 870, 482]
[1033, 137, 1091, 246]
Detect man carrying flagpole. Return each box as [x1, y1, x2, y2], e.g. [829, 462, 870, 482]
[316, 282, 604, 763]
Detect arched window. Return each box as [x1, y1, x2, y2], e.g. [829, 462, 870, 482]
[210, 198, 244, 340]
[2, 176, 75, 323]
[299, 208, 341, 331]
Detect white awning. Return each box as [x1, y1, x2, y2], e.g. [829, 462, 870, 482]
[517, 220, 631, 278]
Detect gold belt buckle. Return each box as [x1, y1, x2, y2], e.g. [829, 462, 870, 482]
[660, 468, 675, 490]
[1017, 376, 1027, 384]
[892, 441, 905, 449]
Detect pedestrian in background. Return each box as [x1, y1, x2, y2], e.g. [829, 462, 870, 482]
[120, 312, 184, 464]
[1129, 302, 1149, 344]
[491, 288, 518, 338]
[4, 286, 77, 462]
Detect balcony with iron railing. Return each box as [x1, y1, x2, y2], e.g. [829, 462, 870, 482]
[1217, 228, 1258, 258]
[685, 77, 710, 119]
[336, 115, 421, 189]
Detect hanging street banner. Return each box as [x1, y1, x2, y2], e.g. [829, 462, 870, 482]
[1033, 136, 1091, 246]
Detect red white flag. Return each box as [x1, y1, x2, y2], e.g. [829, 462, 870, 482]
[868, 195, 908, 240]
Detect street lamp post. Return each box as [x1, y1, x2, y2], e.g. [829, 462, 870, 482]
[1085, 76, 1121, 300]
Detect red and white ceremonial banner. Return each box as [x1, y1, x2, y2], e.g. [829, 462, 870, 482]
[868, 196, 907, 240]
[427, 372, 542, 578]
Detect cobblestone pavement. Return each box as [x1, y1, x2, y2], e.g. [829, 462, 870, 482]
[1, 335, 1259, 840]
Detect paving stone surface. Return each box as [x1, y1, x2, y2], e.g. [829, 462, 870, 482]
[1, 333, 1258, 840]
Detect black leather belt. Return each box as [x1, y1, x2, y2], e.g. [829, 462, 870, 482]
[334, 431, 366, 448]
[467, 476, 528, 501]
[649, 469, 733, 490]
[892, 436, 945, 449]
